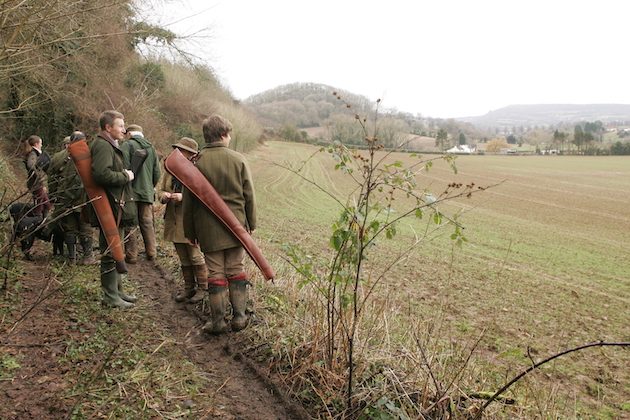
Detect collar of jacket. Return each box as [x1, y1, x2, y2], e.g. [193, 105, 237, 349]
[203, 142, 227, 149]
[97, 131, 121, 149]
[130, 135, 152, 147]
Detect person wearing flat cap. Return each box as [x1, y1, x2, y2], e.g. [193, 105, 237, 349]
[47, 132, 98, 266]
[157, 137, 207, 303]
[121, 124, 161, 264]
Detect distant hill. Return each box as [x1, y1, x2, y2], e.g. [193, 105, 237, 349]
[244, 82, 376, 128]
[456, 104, 630, 128]
[244, 84, 630, 144]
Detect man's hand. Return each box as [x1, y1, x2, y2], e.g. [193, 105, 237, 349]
[124, 170, 134, 181]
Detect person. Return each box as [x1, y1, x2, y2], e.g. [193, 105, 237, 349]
[90, 110, 138, 308]
[157, 137, 207, 303]
[183, 115, 257, 334]
[47, 132, 98, 265]
[23, 135, 52, 217]
[121, 124, 161, 263]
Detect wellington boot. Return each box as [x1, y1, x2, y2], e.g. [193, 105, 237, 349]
[202, 286, 228, 335]
[175, 266, 196, 302]
[228, 279, 250, 331]
[189, 264, 208, 304]
[118, 273, 138, 303]
[101, 265, 134, 308]
[189, 289, 207, 304]
[81, 238, 99, 266]
[65, 236, 77, 265]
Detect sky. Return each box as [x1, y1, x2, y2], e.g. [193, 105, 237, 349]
[145, 0, 629, 119]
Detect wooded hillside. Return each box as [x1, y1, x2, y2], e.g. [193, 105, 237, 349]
[0, 0, 262, 154]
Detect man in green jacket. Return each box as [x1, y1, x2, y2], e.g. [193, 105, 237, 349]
[47, 132, 97, 265]
[91, 110, 138, 308]
[121, 124, 161, 263]
[183, 115, 257, 334]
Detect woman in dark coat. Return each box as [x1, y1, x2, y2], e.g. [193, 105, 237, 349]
[23, 135, 52, 217]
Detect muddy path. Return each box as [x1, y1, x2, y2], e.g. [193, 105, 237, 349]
[0, 245, 310, 420]
[145, 260, 310, 420]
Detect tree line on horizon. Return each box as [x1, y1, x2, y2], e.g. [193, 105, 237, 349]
[245, 83, 630, 155]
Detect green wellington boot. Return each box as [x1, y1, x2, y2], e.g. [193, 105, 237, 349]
[101, 264, 134, 308]
[228, 279, 250, 331]
[202, 285, 228, 335]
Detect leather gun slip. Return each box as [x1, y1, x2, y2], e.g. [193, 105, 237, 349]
[164, 148, 274, 280]
[68, 138, 127, 273]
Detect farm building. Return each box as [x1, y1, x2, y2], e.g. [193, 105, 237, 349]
[447, 145, 476, 154]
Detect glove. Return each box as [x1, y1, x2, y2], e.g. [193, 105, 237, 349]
[125, 169, 135, 181]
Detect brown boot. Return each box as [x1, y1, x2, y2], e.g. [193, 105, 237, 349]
[124, 226, 138, 264]
[81, 237, 99, 266]
[117, 273, 138, 303]
[175, 266, 196, 302]
[202, 278, 228, 335]
[189, 264, 208, 304]
[228, 272, 250, 331]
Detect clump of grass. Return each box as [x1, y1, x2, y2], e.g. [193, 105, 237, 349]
[0, 352, 23, 379]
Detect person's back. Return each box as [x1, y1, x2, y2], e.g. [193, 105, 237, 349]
[49, 132, 97, 265]
[48, 140, 83, 209]
[182, 114, 256, 335]
[120, 125, 160, 263]
[121, 128, 161, 203]
[189, 144, 256, 252]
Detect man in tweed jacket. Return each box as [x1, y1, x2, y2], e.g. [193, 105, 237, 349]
[182, 115, 257, 334]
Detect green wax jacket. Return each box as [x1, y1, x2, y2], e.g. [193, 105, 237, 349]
[121, 135, 161, 204]
[90, 134, 137, 228]
[48, 148, 84, 212]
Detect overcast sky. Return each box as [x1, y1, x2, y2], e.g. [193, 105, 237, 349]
[146, 0, 629, 119]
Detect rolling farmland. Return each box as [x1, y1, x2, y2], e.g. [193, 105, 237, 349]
[247, 141, 630, 417]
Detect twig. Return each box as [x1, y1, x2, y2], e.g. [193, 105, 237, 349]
[199, 377, 231, 420]
[0, 270, 71, 345]
[472, 341, 630, 420]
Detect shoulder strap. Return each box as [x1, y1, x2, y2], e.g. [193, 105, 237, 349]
[58, 155, 72, 172]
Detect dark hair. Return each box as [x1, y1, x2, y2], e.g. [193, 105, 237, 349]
[27, 135, 41, 147]
[99, 110, 124, 130]
[202, 115, 233, 143]
[22, 135, 41, 157]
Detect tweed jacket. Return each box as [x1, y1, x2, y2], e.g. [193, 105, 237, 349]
[24, 149, 47, 190]
[182, 142, 256, 253]
[156, 168, 187, 243]
[89, 134, 137, 228]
